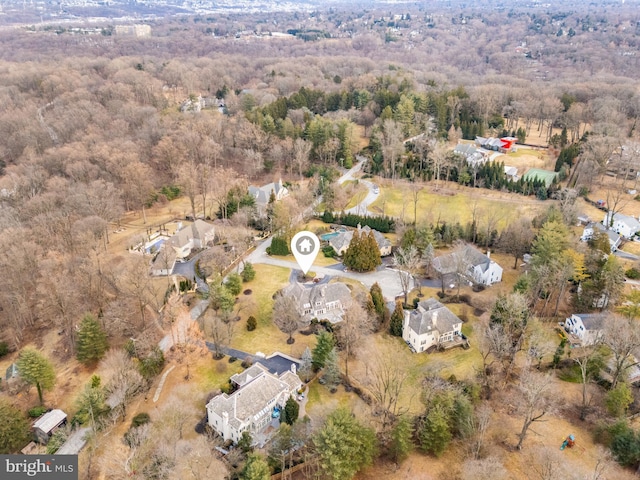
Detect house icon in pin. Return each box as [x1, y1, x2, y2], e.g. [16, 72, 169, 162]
[298, 237, 313, 254]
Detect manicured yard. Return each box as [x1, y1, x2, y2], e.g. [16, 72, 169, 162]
[229, 264, 317, 358]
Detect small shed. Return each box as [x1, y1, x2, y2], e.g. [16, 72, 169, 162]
[33, 409, 67, 444]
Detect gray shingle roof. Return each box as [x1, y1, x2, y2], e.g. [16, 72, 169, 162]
[207, 369, 300, 426]
[169, 220, 214, 248]
[406, 298, 461, 336]
[575, 313, 607, 331]
[433, 245, 491, 275]
[328, 225, 391, 252]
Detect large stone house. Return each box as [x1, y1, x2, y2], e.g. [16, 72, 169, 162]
[328, 225, 392, 257]
[169, 219, 215, 259]
[248, 179, 289, 214]
[432, 245, 503, 287]
[282, 282, 352, 324]
[206, 364, 301, 444]
[403, 299, 463, 353]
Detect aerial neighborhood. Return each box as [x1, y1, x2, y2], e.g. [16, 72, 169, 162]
[3, 2, 640, 480]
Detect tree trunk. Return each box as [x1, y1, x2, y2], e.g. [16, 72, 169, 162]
[36, 382, 44, 405]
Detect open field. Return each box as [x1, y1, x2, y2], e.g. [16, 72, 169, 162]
[369, 182, 547, 231]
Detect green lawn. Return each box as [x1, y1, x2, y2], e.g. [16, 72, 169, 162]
[229, 264, 317, 358]
[506, 147, 543, 158]
[193, 356, 245, 391]
[369, 185, 544, 230]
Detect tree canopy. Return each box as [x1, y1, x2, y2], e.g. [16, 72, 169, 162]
[313, 408, 377, 480]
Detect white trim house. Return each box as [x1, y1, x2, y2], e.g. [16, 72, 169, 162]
[169, 220, 215, 259]
[433, 245, 503, 287]
[206, 364, 301, 444]
[603, 212, 640, 239]
[564, 313, 606, 346]
[403, 299, 463, 353]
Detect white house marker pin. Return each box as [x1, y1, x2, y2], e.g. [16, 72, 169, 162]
[291, 231, 320, 275]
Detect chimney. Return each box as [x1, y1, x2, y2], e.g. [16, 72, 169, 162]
[486, 250, 491, 259]
[432, 311, 438, 325]
[222, 411, 229, 425]
[291, 363, 297, 375]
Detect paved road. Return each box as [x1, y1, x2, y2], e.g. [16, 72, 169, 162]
[171, 251, 209, 293]
[616, 249, 639, 261]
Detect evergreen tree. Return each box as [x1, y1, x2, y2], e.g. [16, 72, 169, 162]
[283, 396, 299, 425]
[240, 453, 270, 480]
[74, 375, 109, 425]
[390, 416, 414, 464]
[238, 431, 253, 453]
[312, 332, 335, 371]
[17, 348, 56, 405]
[323, 348, 341, 390]
[225, 273, 243, 296]
[241, 262, 256, 282]
[314, 408, 378, 480]
[0, 399, 30, 454]
[76, 314, 109, 365]
[299, 347, 313, 381]
[268, 236, 290, 256]
[390, 301, 404, 337]
[370, 283, 385, 318]
[419, 405, 452, 457]
[343, 230, 382, 272]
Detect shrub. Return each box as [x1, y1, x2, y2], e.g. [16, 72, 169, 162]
[322, 245, 337, 258]
[268, 236, 290, 256]
[247, 316, 257, 331]
[220, 382, 232, 394]
[28, 406, 48, 418]
[131, 412, 151, 429]
[0, 342, 9, 358]
[241, 262, 256, 282]
[229, 356, 238, 363]
[626, 268, 640, 279]
[241, 356, 253, 369]
[46, 429, 67, 454]
[225, 273, 243, 296]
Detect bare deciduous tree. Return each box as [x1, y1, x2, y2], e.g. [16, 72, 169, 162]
[514, 366, 555, 450]
[273, 293, 301, 344]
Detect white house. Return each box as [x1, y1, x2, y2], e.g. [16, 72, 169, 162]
[206, 363, 301, 444]
[248, 179, 289, 214]
[564, 313, 606, 345]
[328, 225, 392, 257]
[282, 282, 352, 324]
[453, 143, 488, 168]
[433, 245, 503, 287]
[169, 220, 215, 259]
[403, 298, 463, 353]
[581, 222, 622, 252]
[603, 211, 640, 239]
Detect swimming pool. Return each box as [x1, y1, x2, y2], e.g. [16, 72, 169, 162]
[320, 229, 346, 241]
[145, 238, 166, 254]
